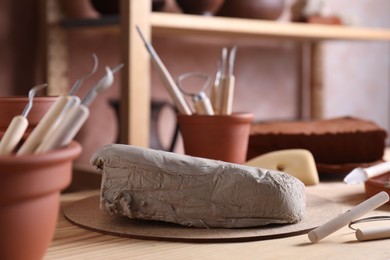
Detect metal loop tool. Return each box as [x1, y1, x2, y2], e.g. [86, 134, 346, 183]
[177, 71, 214, 115]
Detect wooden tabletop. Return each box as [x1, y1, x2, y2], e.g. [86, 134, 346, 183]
[44, 181, 390, 260]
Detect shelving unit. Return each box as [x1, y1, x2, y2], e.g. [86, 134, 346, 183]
[42, 0, 390, 148]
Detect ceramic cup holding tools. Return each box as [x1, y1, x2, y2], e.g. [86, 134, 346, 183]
[0, 96, 58, 136]
[177, 112, 253, 164]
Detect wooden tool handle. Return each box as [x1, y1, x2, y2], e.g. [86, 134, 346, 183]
[365, 161, 390, 178]
[193, 92, 215, 115]
[35, 105, 89, 154]
[17, 95, 71, 155]
[356, 226, 390, 241]
[221, 75, 235, 115]
[152, 59, 192, 115]
[308, 191, 389, 243]
[0, 116, 28, 156]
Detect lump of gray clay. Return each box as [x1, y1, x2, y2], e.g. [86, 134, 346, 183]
[91, 144, 306, 228]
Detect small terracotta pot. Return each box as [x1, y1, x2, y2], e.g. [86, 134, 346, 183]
[217, 0, 285, 20]
[176, 0, 225, 16]
[0, 142, 82, 260]
[177, 112, 253, 164]
[0, 96, 57, 136]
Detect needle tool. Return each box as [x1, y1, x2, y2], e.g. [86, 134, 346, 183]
[17, 54, 99, 155]
[177, 72, 214, 115]
[35, 64, 123, 154]
[0, 84, 47, 156]
[136, 25, 192, 115]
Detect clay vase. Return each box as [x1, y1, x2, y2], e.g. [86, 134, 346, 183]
[176, 0, 225, 16]
[90, 0, 166, 14]
[0, 96, 57, 136]
[0, 141, 81, 260]
[217, 0, 285, 20]
[177, 112, 253, 164]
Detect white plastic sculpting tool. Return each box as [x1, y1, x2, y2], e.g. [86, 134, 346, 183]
[245, 149, 319, 186]
[35, 64, 122, 154]
[344, 161, 390, 184]
[308, 191, 389, 243]
[220, 46, 237, 115]
[136, 25, 192, 115]
[17, 54, 99, 155]
[0, 84, 47, 156]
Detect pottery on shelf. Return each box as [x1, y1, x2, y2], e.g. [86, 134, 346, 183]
[0, 141, 81, 260]
[176, 0, 225, 16]
[90, 0, 166, 15]
[217, 0, 285, 20]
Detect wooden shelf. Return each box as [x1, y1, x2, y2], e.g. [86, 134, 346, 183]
[151, 13, 390, 41]
[60, 12, 390, 42]
[45, 0, 390, 148]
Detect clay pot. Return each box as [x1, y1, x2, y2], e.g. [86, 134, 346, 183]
[177, 112, 253, 164]
[176, 0, 225, 16]
[0, 141, 82, 260]
[217, 0, 285, 20]
[90, 0, 166, 15]
[0, 96, 57, 136]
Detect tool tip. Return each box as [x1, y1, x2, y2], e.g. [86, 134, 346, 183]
[343, 167, 367, 184]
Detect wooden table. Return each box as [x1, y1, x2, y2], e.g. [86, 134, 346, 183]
[44, 181, 390, 260]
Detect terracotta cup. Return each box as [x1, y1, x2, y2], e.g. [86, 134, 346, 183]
[0, 96, 58, 136]
[0, 142, 82, 260]
[177, 112, 253, 164]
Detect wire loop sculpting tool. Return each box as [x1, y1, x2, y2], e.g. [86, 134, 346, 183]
[35, 64, 122, 154]
[17, 54, 99, 155]
[349, 216, 390, 241]
[0, 84, 47, 155]
[308, 191, 389, 243]
[177, 72, 214, 115]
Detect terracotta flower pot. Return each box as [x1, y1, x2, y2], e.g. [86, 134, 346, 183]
[217, 0, 285, 20]
[0, 141, 82, 260]
[0, 96, 57, 136]
[176, 0, 225, 16]
[177, 112, 253, 164]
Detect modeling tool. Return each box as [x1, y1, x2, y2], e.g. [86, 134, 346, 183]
[220, 46, 237, 115]
[17, 54, 99, 155]
[308, 191, 389, 243]
[177, 72, 214, 115]
[344, 161, 390, 184]
[245, 149, 319, 185]
[35, 64, 122, 153]
[136, 26, 192, 115]
[0, 84, 47, 155]
[355, 226, 390, 241]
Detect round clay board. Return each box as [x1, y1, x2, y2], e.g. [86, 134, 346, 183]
[63, 194, 341, 242]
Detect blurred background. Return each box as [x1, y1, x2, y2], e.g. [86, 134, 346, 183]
[0, 0, 389, 172]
